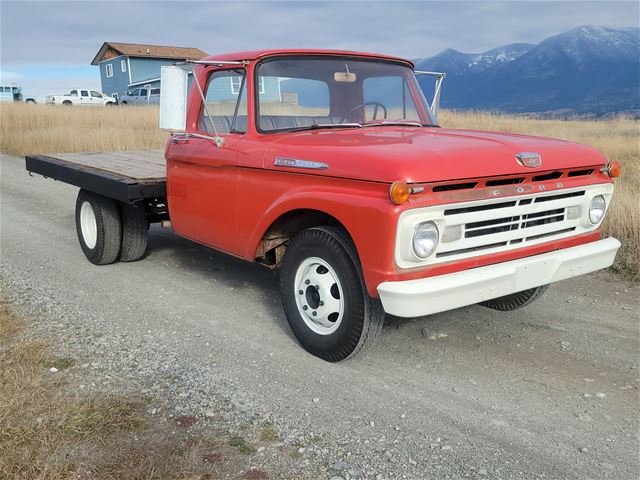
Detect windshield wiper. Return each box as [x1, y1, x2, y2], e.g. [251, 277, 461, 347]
[285, 122, 363, 133]
[364, 121, 440, 128]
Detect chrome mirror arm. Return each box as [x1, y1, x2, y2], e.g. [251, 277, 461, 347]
[415, 70, 447, 124]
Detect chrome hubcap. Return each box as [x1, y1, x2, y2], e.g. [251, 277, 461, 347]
[80, 201, 97, 249]
[294, 257, 344, 335]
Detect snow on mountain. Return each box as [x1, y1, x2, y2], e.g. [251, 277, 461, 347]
[415, 26, 640, 115]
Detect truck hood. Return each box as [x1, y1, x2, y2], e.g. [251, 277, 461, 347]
[262, 126, 608, 183]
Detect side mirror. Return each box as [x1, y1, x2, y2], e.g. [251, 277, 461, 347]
[160, 65, 188, 132]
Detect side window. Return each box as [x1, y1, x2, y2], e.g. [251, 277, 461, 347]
[139, 88, 148, 97]
[201, 69, 248, 134]
[121, 59, 127, 72]
[150, 88, 160, 95]
[69, 90, 78, 96]
[105, 63, 113, 78]
[90, 91, 102, 98]
[129, 89, 140, 96]
[80, 90, 89, 97]
[363, 76, 420, 121]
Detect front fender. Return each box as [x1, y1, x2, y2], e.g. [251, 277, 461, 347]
[244, 178, 402, 297]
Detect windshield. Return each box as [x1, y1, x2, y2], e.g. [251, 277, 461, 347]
[256, 57, 434, 132]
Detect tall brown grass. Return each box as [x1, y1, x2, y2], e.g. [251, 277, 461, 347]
[0, 103, 637, 276]
[0, 103, 167, 155]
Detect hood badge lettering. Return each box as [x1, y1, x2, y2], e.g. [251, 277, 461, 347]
[274, 157, 328, 170]
[515, 152, 542, 168]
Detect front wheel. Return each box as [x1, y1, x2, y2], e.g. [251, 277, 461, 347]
[280, 227, 385, 362]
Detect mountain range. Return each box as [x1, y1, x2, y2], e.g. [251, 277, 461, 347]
[415, 26, 640, 116]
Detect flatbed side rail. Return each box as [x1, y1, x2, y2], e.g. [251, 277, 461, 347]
[25, 155, 166, 203]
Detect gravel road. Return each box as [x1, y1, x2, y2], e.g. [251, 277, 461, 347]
[2, 154, 639, 479]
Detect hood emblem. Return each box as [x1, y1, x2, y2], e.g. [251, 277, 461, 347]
[515, 152, 542, 168]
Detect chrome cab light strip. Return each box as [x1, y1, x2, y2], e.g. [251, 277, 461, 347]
[274, 157, 329, 170]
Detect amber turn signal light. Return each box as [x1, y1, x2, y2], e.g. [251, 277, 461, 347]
[389, 181, 411, 205]
[604, 160, 622, 178]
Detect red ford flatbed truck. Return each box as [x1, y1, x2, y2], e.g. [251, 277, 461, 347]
[25, 49, 622, 361]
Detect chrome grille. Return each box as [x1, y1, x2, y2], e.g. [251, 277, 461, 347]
[436, 191, 585, 259]
[394, 184, 613, 269]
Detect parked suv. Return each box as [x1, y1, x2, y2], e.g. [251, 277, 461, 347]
[120, 87, 161, 105]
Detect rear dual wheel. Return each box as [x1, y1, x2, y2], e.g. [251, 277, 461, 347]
[75, 190, 147, 265]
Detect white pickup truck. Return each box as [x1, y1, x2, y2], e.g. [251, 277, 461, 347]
[46, 89, 117, 106]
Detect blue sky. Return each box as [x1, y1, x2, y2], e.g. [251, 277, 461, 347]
[1, 0, 638, 98]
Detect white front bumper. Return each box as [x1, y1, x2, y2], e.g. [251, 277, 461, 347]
[377, 237, 621, 318]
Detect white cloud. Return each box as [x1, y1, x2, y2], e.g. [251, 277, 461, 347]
[0, 71, 24, 82]
[0, 1, 637, 96]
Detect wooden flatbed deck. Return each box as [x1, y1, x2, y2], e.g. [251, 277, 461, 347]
[25, 150, 166, 203]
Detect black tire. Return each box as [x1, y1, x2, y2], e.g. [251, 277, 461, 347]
[62, 100, 72, 106]
[75, 190, 122, 265]
[481, 285, 549, 311]
[119, 202, 148, 262]
[280, 226, 385, 362]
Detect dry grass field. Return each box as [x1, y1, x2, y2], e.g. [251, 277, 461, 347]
[0, 305, 275, 479]
[0, 103, 637, 276]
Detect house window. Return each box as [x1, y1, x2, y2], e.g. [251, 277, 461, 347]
[121, 60, 126, 73]
[106, 63, 113, 78]
[230, 76, 242, 95]
[231, 76, 263, 94]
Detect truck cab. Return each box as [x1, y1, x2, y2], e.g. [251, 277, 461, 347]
[0, 84, 23, 103]
[158, 49, 620, 361]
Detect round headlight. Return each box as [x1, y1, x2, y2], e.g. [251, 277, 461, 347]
[589, 195, 606, 224]
[413, 221, 439, 259]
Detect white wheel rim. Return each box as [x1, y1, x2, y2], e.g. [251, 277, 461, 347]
[294, 257, 344, 335]
[80, 201, 97, 249]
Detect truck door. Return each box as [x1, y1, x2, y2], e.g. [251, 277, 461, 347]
[166, 67, 248, 256]
[79, 90, 90, 105]
[138, 88, 148, 104]
[90, 90, 103, 105]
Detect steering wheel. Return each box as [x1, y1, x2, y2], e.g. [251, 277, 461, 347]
[339, 101, 388, 123]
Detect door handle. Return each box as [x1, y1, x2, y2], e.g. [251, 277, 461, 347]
[172, 134, 190, 144]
